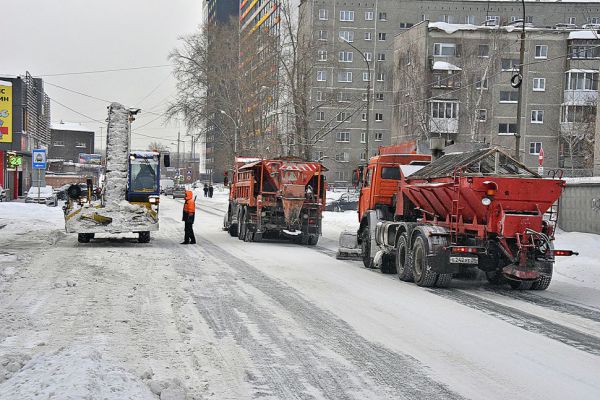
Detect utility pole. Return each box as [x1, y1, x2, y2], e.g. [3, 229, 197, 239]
[514, 0, 527, 161]
[176, 129, 181, 174]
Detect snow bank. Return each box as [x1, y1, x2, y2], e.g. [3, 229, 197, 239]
[563, 176, 600, 184]
[0, 346, 155, 400]
[554, 230, 600, 289]
[0, 202, 64, 244]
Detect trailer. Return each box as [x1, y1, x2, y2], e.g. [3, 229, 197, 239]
[223, 157, 327, 245]
[344, 147, 576, 290]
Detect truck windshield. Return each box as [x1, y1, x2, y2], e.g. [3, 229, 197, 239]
[131, 159, 158, 192]
[381, 167, 401, 180]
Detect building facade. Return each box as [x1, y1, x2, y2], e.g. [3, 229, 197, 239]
[299, 0, 600, 184]
[49, 122, 95, 163]
[203, 0, 238, 24]
[392, 23, 600, 174]
[0, 72, 51, 199]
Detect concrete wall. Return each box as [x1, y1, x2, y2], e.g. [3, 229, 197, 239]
[559, 182, 600, 234]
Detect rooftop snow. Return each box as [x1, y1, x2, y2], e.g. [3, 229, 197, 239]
[51, 122, 95, 132]
[429, 22, 478, 34]
[0, 80, 13, 86]
[432, 61, 462, 71]
[565, 68, 599, 73]
[569, 30, 600, 40]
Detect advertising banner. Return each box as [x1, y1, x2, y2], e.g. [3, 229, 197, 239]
[79, 153, 102, 165]
[0, 81, 12, 143]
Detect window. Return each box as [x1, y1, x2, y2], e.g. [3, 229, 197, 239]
[360, 151, 366, 161]
[533, 78, 546, 91]
[421, 14, 429, 22]
[362, 93, 369, 101]
[569, 41, 600, 59]
[375, 132, 383, 141]
[339, 51, 353, 62]
[53, 141, 64, 146]
[433, 43, 456, 56]
[361, 112, 367, 121]
[486, 16, 500, 26]
[561, 105, 596, 123]
[378, 32, 387, 41]
[335, 171, 350, 181]
[438, 15, 453, 23]
[364, 52, 372, 61]
[362, 71, 371, 81]
[465, 15, 475, 24]
[478, 44, 489, 57]
[565, 71, 599, 90]
[535, 45, 548, 59]
[510, 16, 518, 23]
[375, 113, 384, 122]
[318, 50, 327, 61]
[500, 90, 519, 103]
[75, 142, 86, 148]
[337, 71, 353, 82]
[376, 73, 384, 82]
[498, 123, 517, 135]
[377, 53, 386, 61]
[501, 58, 520, 70]
[340, 10, 354, 22]
[379, 12, 387, 21]
[318, 30, 328, 41]
[317, 70, 327, 81]
[569, 17, 576, 25]
[529, 142, 542, 155]
[360, 132, 366, 143]
[365, 11, 374, 21]
[431, 101, 458, 119]
[316, 111, 325, 121]
[531, 110, 544, 124]
[319, 9, 328, 20]
[477, 109, 487, 122]
[526, 16, 534, 24]
[364, 32, 372, 41]
[475, 77, 488, 90]
[381, 167, 400, 180]
[316, 91, 324, 101]
[335, 152, 350, 162]
[375, 93, 384, 101]
[589, 17, 600, 24]
[336, 131, 350, 142]
[399, 22, 413, 29]
[339, 30, 354, 42]
[336, 112, 350, 122]
[316, 151, 325, 161]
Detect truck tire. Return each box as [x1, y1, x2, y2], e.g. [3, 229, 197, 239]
[531, 262, 553, 290]
[77, 233, 93, 243]
[361, 227, 375, 269]
[485, 270, 504, 285]
[411, 235, 438, 287]
[396, 233, 413, 282]
[380, 253, 397, 274]
[435, 273, 452, 288]
[138, 231, 150, 243]
[307, 234, 319, 246]
[509, 280, 533, 290]
[237, 208, 247, 241]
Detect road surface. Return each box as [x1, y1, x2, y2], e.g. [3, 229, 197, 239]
[0, 193, 599, 399]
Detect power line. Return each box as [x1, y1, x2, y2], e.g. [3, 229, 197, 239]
[45, 81, 113, 103]
[49, 97, 106, 124]
[37, 64, 171, 77]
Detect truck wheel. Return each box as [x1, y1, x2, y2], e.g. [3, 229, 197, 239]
[380, 253, 397, 274]
[237, 208, 246, 241]
[509, 280, 533, 290]
[77, 233, 92, 243]
[412, 235, 438, 287]
[435, 274, 452, 288]
[531, 262, 553, 290]
[396, 233, 413, 282]
[361, 228, 375, 269]
[138, 231, 150, 243]
[485, 270, 504, 285]
[307, 234, 319, 246]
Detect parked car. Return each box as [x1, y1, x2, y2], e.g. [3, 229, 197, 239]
[325, 192, 359, 212]
[172, 185, 186, 199]
[161, 178, 174, 195]
[25, 186, 58, 207]
[0, 185, 7, 202]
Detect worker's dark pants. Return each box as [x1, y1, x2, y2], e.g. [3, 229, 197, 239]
[184, 221, 196, 244]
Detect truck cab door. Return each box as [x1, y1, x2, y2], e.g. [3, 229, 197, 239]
[358, 166, 373, 222]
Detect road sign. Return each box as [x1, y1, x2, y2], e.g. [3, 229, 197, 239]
[32, 149, 47, 169]
[538, 146, 544, 167]
[538, 166, 544, 175]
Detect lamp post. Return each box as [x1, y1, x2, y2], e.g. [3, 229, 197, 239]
[220, 109, 239, 155]
[339, 37, 371, 164]
[514, 0, 527, 161]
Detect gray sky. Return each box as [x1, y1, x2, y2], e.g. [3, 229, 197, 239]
[1, 0, 203, 152]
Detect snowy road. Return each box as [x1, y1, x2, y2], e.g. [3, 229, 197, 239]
[1, 194, 600, 399]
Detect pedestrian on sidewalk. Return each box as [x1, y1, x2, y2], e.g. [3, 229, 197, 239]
[203, 183, 209, 197]
[181, 190, 196, 244]
[208, 184, 214, 198]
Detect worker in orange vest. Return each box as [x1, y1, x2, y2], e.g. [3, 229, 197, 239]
[181, 190, 196, 244]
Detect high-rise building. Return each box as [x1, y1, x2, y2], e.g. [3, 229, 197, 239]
[299, 0, 599, 184]
[203, 0, 238, 25]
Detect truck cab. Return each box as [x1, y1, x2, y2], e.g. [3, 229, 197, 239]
[127, 151, 162, 203]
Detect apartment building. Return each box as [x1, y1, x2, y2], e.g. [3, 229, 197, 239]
[299, 0, 600, 184]
[392, 23, 600, 174]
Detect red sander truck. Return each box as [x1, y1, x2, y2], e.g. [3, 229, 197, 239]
[223, 157, 327, 245]
[339, 146, 576, 290]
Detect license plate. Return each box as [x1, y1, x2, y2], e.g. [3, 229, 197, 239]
[450, 256, 478, 265]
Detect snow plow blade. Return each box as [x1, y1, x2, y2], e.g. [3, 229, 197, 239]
[336, 230, 362, 260]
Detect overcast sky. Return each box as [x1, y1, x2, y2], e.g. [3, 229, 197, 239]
[1, 0, 204, 152]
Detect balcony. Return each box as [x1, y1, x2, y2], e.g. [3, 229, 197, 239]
[429, 118, 458, 134]
[563, 89, 598, 106]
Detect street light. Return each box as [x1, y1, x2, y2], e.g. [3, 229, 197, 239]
[338, 36, 371, 164]
[219, 109, 239, 155]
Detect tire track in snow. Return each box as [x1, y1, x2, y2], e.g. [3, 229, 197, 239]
[430, 289, 600, 356]
[185, 233, 466, 400]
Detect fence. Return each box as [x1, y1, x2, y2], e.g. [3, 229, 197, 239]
[558, 180, 600, 234]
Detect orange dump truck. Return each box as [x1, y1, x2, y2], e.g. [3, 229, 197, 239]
[223, 157, 327, 245]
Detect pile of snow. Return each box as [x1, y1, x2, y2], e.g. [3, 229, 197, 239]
[554, 230, 600, 289]
[104, 103, 130, 207]
[0, 346, 155, 400]
[563, 176, 600, 185]
[50, 121, 94, 133]
[0, 203, 64, 244]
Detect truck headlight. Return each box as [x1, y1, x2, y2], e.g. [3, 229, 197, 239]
[481, 197, 492, 206]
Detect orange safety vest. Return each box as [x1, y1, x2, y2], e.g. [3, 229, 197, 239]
[183, 191, 196, 214]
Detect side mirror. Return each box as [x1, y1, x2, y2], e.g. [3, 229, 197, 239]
[163, 154, 171, 168]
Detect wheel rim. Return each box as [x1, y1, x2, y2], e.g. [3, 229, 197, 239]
[414, 241, 424, 279]
[398, 242, 406, 273]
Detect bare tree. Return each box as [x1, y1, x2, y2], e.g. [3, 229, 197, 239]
[147, 141, 169, 153]
[558, 103, 596, 174]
